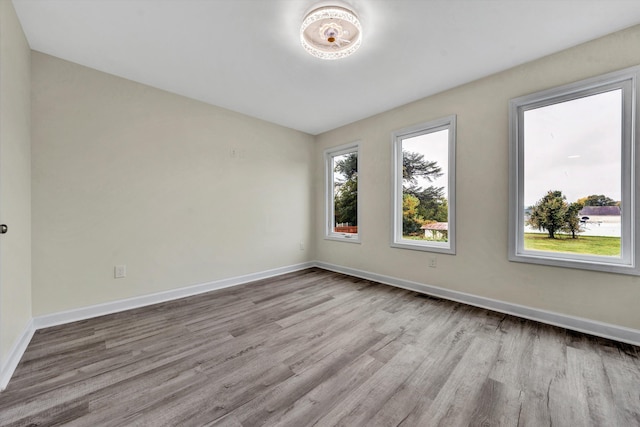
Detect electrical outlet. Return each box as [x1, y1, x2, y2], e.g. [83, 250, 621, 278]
[299, 242, 305, 251]
[230, 148, 245, 159]
[429, 257, 437, 268]
[114, 265, 127, 278]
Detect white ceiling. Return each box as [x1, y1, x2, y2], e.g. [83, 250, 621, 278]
[12, 0, 640, 135]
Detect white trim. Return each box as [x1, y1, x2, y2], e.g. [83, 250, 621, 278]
[3, 260, 639, 392]
[324, 142, 361, 243]
[314, 261, 640, 346]
[0, 262, 313, 390]
[391, 115, 456, 254]
[508, 66, 639, 275]
[33, 262, 314, 330]
[0, 318, 35, 391]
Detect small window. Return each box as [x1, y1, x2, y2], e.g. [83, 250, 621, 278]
[509, 67, 639, 275]
[325, 142, 360, 242]
[391, 116, 456, 253]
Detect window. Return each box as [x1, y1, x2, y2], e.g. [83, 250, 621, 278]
[392, 116, 456, 253]
[325, 142, 360, 242]
[509, 67, 639, 275]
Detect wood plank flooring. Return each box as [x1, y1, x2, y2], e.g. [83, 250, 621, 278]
[1, 268, 639, 426]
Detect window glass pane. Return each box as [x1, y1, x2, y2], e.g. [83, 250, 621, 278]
[401, 129, 449, 242]
[523, 89, 622, 257]
[332, 151, 358, 235]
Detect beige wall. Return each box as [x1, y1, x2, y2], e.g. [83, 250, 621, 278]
[22, 21, 640, 331]
[0, 1, 32, 365]
[31, 53, 315, 316]
[314, 25, 640, 330]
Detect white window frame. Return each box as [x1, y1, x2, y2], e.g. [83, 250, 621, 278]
[391, 115, 456, 254]
[508, 67, 639, 275]
[324, 142, 361, 243]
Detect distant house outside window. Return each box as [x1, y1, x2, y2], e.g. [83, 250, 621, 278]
[391, 116, 456, 254]
[509, 67, 639, 275]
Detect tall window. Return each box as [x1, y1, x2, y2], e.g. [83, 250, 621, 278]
[325, 142, 360, 242]
[392, 116, 456, 253]
[509, 67, 639, 275]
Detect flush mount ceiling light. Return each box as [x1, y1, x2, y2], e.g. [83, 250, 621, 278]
[300, 2, 362, 60]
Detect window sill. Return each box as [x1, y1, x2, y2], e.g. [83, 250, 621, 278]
[509, 251, 639, 276]
[325, 234, 361, 244]
[391, 241, 454, 254]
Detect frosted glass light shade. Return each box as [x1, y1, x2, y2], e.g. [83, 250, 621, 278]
[300, 4, 362, 60]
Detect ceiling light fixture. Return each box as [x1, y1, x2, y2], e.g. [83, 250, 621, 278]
[300, 2, 362, 60]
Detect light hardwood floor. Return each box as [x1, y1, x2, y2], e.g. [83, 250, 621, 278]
[0, 268, 638, 426]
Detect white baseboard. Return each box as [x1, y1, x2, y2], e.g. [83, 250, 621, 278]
[33, 262, 315, 330]
[0, 318, 35, 391]
[2, 262, 313, 391]
[314, 261, 640, 347]
[4, 259, 638, 392]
